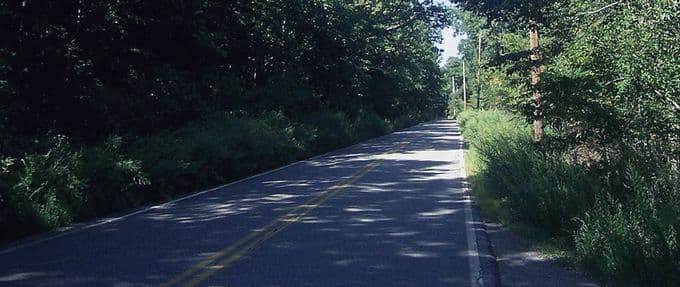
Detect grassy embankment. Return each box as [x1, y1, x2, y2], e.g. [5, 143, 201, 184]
[457, 110, 680, 286]
[0, 111, 423, 244]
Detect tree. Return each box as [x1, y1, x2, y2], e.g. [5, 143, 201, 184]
[476, 32, 483, 110]
[529, 19, 543, 142]
[448, 0, 565, 142]
[0, 0, 452, 151]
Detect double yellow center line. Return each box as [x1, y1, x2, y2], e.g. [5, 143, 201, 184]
[160, 142, 409, 287]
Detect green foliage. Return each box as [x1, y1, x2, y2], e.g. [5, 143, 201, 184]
[450, 0, 679, 166]
[451, 0, 680, 285]
[543, 1, 680, 168]
[80, 137, 149, 218]
[0, 135, 150, 241]
[129, 113, 304, 196]
[0, 0, 450, 145]
[459, 110, 597, 234]
[575, 165, 680, 286]
[301, 112, 354, 154]
[1, 109, 404, 243]
[388, 114, 420, 131]
[352, 110, 391, 142]
[11, 136, 86, 228]
[451, 0, 561, 25]
[1, 1, 451, 242]
[441, 9, 531, 116]
[460, 110, 680, 285]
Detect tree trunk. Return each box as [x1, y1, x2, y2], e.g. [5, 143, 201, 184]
[452, 76, 457, 116]
[462, 61, 467, 110]
[476, 33, 482, 109]
[530, 19, 544, 143]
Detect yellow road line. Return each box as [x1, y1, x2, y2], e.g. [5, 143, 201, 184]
[161, 142, 408, 287]
[160, 177, 354, 287]
[182, 160, 381, 287]
[160, 190, 333, 287]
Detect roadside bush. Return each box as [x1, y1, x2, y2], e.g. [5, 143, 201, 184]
[11, 136, 86, 228]
[352, 110, 391, 142]
[130, 112, 304, 197]
[2, 109, 407, 243]
[0, 135, 149, 242]
[79, 136, 149, 218]
[1, 156, 46, 241]
[575, 165, 680, 286]
[459, 110, 597, 234]
[303, 112, 354, 154]
[459, 110, 680, 285]
[390, 113, 424, 130]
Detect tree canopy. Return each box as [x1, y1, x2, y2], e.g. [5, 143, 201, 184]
[0, 0, 452, 242]
[1, 0, 451, 150]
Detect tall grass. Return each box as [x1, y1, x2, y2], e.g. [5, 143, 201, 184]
[459, 110, 597, 235]
[458, 110, 680, 286]
[574, 165, 680, 286]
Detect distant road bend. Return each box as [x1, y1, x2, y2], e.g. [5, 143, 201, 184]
[0, 120, 491, 287]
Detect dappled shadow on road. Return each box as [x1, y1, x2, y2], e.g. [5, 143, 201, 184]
[223, 160, 472, 286]
[0, 120, 482, 287]
[200, 120, 475, 286]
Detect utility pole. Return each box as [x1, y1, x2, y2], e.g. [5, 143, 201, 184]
[476, 33, 482, 110]
[530, 19, 544, 143]
[451, 76, 457, 116]
[462, 61, 467, 110]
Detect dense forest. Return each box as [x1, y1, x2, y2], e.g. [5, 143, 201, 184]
[0, 1, 450, 242]
[446, 0, 679, 285]
[3, 0, 680, 285]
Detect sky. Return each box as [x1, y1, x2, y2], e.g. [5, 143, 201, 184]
[434, 0, 466, 66]
[436, 27, 465, 66]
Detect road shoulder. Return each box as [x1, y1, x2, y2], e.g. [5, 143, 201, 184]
[481, 217, 600, 287]
[466, 190, 501, 287]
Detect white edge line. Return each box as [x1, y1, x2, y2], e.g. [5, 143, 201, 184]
[459, 125, 483, 287]
[0, 121, 431, 255]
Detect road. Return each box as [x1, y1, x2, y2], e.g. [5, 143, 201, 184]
[0, 120, 490, 287]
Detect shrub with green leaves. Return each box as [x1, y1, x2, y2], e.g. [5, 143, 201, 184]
[129, 112, 302, 196]
[459, 110, 680, 285]
[352, 110, 391, 142]
[0, 109, 410, 243]
[575, 165, 680, 286]
[11, 135, 86, 228]
[0, 135, 150, 241]
[459, 110, 597, 234]
[80, 136, 149, 218]
[303, 112, 354, 154]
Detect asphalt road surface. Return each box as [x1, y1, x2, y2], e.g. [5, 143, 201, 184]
[0, 120, 489, 287]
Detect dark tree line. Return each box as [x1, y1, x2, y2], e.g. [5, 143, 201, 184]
[1, 0, 450, 151]
[0, 1, 451, 242]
